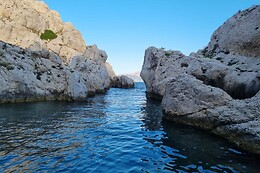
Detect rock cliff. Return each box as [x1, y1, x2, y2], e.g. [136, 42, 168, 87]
[141, 6, 260, 154]
[0, 0, 116, 102]
[0, 0, 85, 63]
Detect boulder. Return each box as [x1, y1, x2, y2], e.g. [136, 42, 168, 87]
[111, 75, 135, 88]
[70, 45, 113, 94]
[141, 5, 260, 154]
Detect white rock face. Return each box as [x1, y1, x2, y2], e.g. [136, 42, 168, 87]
[0, 0, 85, 63]
[0, 41, 117, 101]
[0, 41, 86, 102]
[141, 6, 260, 154]
[70, 45, 114, 94]
[106, 62, 116, 79]
[0, 0, 117, 101]
[203, 6, 260, 58]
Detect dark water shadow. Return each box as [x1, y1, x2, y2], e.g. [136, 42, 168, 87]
[140, 98, 260, 172]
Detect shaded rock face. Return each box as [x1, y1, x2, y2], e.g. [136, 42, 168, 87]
[0, 41, 85, 102]
[0, 0, 116, 102]
[141, 6, 260, 154]
[190, 53, 260, 100]
[111, 75, 135, 88]
[0, 41, 115, 102]
[0, 0, 85, 63]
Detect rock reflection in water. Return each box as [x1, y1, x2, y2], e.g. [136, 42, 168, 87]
[141, 97, 260, 172]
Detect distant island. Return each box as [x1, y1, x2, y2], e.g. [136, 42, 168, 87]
[121, 71, 143, 82]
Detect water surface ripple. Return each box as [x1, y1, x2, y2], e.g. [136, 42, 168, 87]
[0, 83, 259, 172]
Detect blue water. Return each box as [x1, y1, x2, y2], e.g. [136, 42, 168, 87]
[0, 82, 259, 172]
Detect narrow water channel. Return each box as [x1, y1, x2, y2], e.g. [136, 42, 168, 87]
[0, 83, 259, 172]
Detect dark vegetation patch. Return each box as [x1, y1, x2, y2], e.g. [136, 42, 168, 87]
[40, 30, 58, 41]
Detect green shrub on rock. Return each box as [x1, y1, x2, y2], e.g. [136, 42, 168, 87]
[164, 51, 172, 57]
[40, 30, 58, 41]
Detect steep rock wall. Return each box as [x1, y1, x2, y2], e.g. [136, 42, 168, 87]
[141, 5, 260, 154]
[0, 0, 116, 102]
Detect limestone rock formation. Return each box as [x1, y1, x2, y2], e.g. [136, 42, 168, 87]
[0, 41, 86, 102]
[0, 41, 117, 102]
[141, 6, 260, 154]
[106, 62, 116, 80]
[70, 45, 114, 95]
[0, 0, 85, 63]
[202, 5, 260, 58]
[0, 0, 117, 102]
[111, 75, 135, 88]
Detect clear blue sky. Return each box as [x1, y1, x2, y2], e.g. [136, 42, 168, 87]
[42, 0, 259, 74]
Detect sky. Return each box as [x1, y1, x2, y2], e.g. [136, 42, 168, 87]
[42, 0, 259, 75]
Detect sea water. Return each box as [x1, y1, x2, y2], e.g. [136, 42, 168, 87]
[0, 83, 259, 172]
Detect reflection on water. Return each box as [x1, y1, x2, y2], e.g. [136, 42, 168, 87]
[141, 98, 260, 172]
[0, 83, 259, 172]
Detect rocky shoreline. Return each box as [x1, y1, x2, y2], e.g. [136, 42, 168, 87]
[141, 6, 260, 154]
[0, 0, 134, 103]
[0, 41, 113, 103]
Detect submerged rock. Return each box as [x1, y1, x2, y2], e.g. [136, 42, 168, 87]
[0, 0, 116, 102]
[141, 6, 260, 154]
[111, 75, 135, 88]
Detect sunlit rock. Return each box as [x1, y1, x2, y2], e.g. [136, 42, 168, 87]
[0, 0, 117, 102]
[141, 5, 260, 154]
